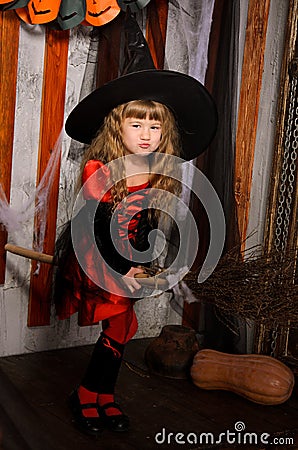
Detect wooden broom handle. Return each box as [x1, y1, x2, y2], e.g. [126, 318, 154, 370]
[134, 273, 150, 279]
[4, 246, 165, 275]
[4, 244, 54, 265]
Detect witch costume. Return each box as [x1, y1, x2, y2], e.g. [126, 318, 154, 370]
[53, 68, 217, 435]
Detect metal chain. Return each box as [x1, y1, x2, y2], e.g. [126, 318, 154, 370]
[273, 75, 298, 252]
[270, 327, 279, 357]
[270, 61, 298, 355]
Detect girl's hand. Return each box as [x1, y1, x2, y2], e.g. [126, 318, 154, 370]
[122, 266, 144, 293]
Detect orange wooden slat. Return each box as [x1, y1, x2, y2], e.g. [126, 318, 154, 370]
[234, 0, 271, 248]
[146, 0, 168, 69]
[28, 28, 69, 326]
[0, 11, 20, 285]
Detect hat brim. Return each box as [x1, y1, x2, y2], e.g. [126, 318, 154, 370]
[65, 69, 218, 160]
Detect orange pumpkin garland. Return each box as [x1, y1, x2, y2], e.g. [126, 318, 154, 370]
[6, 0, 151, 29]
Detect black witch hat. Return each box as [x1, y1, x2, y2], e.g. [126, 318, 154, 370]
[65, 11, 218, 161]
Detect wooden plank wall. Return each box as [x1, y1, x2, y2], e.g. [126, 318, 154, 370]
[28, 29, 69, 326]
[0, 1, 271, 329]
[182, 0, 271, 329]
[0, 5, 169, 327]
[264, 0, 298, 252]
[0, 11, 20, 285]
[234, 0, 271, 248]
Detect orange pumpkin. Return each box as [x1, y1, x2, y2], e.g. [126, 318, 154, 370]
[28, 0, 61, 24]
[84, 0, 120, 27]
[191, 349, 295, 405]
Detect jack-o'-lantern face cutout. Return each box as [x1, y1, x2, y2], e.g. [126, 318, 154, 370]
[117, 0, 151, 13]
[84, 0, 120, 27]
[28, 0, 62, 24]
[57, 0, 86, 30]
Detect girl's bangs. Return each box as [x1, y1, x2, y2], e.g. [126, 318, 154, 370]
[122, 100, 165, 122]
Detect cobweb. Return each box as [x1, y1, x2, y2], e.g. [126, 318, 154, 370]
[166, 0, 215, 81]
[0, 131, 63, 254]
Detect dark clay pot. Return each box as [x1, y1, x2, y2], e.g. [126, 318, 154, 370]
[145, 325, 199, 379]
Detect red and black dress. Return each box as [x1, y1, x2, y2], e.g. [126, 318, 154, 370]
[54, 159, 154, 341]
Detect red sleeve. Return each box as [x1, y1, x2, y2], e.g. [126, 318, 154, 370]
[82, 160, 112, 202]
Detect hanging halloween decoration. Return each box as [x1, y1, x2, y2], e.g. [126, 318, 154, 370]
[14, 5, 31, 23]
[1, 0, 152, 29]
[0, 0, 28, 10]
[117, 0, 151, 13]
[56, 0, 86, 30]
[83, 0, 120, 27]
[27, 0, 61, 24]
[0, 1, 12, 10]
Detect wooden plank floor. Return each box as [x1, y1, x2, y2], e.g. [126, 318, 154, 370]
[0, 338, 297, 450]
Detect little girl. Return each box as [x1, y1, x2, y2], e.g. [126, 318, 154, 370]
[54, 69, 217, 436]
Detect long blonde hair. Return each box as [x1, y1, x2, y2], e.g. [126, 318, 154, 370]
[80, 100, 182, 210]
